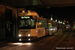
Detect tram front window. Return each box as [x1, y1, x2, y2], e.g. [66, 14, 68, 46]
[19, 19, 35, 29]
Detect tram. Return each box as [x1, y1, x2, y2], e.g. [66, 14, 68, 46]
[17, 10, 57, 41]
[18, 15, 48, 41]
[47, 20, 57, 35]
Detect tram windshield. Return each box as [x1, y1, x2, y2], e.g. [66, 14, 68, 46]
[19, 17, 35, 29]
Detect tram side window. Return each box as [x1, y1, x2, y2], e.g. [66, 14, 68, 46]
[37, 20, 47, 28]
[37, 20, 39, 28]
[43, 21, 47, 27]
[31, 19, 35, 27]
[20, 20, 25, 27]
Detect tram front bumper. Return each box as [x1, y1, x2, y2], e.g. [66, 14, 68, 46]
[17, 36, 37, 41]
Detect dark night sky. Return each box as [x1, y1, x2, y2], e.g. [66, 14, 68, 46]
[1, 0, 75, 25]
[33, 6, 75, 26]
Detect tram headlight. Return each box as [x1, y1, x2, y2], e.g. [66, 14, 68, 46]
[28, 34, 30, 36]
[19, 34, 21, 37]
[28, 39, 30, 41]
[19, 39, 22, 41]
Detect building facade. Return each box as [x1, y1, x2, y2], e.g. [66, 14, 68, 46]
[0, 4, 18, 40]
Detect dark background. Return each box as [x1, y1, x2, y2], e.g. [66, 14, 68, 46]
[0, 0, 75, 26]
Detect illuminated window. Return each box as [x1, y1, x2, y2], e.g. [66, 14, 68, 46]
[19, 18, 35, 29]
[48, 23, 52, 27]
[37, 20, 47, 28]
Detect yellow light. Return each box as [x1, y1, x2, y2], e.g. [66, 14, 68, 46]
[28, 39, 30, 41]
[48, 23, 51, 25]
[19, 34, 21, 37]
[48, 23, 51, 24]
[8, 43, 32, 45]
[18, 43, 22, 45]
[19, 39, 21, 41]
[22, 10, 25, 13]
[28, 34, 30, 36]
[27, 43, 31, 45]
[39, 22, 41, 25]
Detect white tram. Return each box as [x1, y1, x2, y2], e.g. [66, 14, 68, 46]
[18, 16, 48, 41]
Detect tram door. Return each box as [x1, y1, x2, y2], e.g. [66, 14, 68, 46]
[5, 9, 13, 38]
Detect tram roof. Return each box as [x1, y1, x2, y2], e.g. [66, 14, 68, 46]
[33, 16, 47, 21]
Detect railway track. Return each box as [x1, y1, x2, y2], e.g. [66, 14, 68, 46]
[0, 30, 74, 50]
[51, 30, 74, 50]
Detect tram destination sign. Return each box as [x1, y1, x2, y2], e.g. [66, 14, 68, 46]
[21, 16, 30, 19]
[18, 16, 33, 19]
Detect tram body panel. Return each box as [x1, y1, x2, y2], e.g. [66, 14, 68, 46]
[30, 29, 38, 37]
[18, 28, 46, 41]
[18, 29, 38, 41]
[18, 28, 45, 38]
[19, 29, 31, 37]
[36, 27, 45, 38]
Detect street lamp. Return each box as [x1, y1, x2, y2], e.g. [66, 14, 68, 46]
[51, 17, 53, 20]
[55, 19, 57, 22]
[50, 15, 53, 20]
[63, 22, 65, 24]
[60, 21, 62, 24]
[58, 21, 60, 23]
